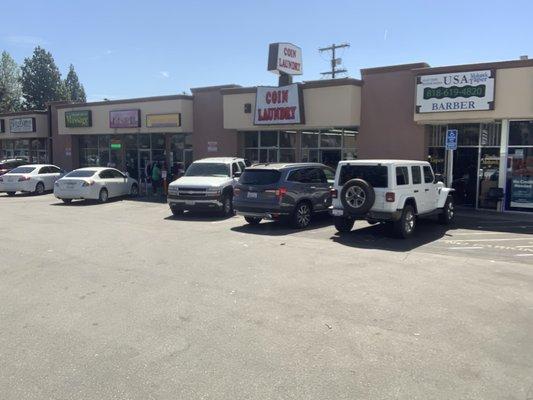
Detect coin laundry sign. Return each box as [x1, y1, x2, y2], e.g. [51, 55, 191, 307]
[254, 84, 304, 125]
[267, 43, 303, 75]
[416, 70, 495, 113]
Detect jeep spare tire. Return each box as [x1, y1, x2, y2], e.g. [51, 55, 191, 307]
[340, 179, 375, 215]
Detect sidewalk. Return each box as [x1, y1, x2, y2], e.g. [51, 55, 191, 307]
[455, 207, 533, 223]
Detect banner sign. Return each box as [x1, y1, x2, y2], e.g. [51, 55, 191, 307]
[146, 113, 181, 128]
[10, 117, 35, 133]
[254, 84, 304, 125]
[109, 109, 141, 128]
[416, 70, 495, 113]
[267, 43, 303, 75]
[65, 110, 92, 128]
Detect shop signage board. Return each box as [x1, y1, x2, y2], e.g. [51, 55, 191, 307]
[445, 129, 458, 150]
[10, 117, 35, 133]
[510, 176, 533, 208]
[254, 84, 304, 125]
[207, 141, 218, 152]
[146, 113, 181, 128]
[65, 110, 92, 128]
[267, 43, 303, 75]
[416, 70, 495, 113]
[109, 109, 141, 128]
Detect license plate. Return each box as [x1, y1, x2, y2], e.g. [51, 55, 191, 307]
[247, 192, 258, 199]
[332, 209, 343, 216]
[185, 200, 195, 205]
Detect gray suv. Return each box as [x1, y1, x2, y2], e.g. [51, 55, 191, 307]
[233, 163, 335, 229]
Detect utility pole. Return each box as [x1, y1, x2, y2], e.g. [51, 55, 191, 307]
[319, 43, 350, 78]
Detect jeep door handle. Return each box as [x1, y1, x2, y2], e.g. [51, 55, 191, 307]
[425, 189, 430, 192]
[414, 190, 419, 193]
[310, 186, 317, 189]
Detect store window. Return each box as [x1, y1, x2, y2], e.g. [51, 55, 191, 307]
[507, 121, 533, 211]
[243, 131, 296, 164]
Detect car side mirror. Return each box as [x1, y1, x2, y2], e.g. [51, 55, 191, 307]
[234, 171, 242, 178]
[434, 173, 444, 183]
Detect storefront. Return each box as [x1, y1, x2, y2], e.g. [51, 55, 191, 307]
[0, 111, 49, 163]
[222, 78, 361, 168]
[54, 95, 193, 181]
[413, 59, 533, 213]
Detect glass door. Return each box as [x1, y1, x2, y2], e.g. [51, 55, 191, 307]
[452, 148, 478, 207]
[477, 148, 500, 209]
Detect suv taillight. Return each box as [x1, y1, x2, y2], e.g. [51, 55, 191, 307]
[330, 188, 338, 198]
[386, 192, 395, 202]
[275, 187, 287, 199]
[234, 188, 241, 196]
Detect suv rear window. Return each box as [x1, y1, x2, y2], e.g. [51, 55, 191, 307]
[339, 165, 388, 187]
[240, 169, 281, 185]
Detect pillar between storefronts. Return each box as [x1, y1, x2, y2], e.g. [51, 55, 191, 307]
[498, 119, 509, 211]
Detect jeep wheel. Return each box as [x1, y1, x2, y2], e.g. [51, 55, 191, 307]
[334, 216, 354, 233]
[340, 179, 375, 215]
[394, 205, 416, 238]
[438, 196, 455, 225]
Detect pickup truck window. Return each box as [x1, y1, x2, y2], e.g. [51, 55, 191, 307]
[185, 163, 230, 177]
[339, 165, 388, 187]
[396, 167, 409, 186]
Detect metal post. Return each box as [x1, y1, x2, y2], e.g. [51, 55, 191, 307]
[446, 149, 454, 188]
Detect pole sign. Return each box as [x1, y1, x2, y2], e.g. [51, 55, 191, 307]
[445, 129, 458, 150]
[267, 43, 303, 75]
[416, 70, 495, 113]
[254, 84, 304, 125]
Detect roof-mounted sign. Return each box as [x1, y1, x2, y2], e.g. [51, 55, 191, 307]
[109, 109, 141, 128]
[416, 70, 495, 113]
[268, 43, 303, 75]
[10, 117, 35, 133]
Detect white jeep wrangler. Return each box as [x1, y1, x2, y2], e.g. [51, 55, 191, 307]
[330, 160, 455, 238]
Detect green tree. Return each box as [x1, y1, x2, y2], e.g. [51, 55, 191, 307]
[21, 46, 66, 109]
[64, 64, 86, 103]
[0, 51, 22, 112]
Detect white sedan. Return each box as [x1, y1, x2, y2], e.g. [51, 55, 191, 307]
[54, 167, 139, 204]
[0, 164, 65, 196]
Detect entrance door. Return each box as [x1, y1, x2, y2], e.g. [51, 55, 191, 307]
[139, 149, 151, 181]
[125, 149, 139, 180]
[477, 148, 500, 209]
[452, 148, 478, 207]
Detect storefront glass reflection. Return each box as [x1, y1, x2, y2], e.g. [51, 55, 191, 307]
[506, 122, 533, 211]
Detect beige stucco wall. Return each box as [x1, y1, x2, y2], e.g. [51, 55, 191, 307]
[223, 84, 361, 130]
[0, 113, 49, 140]
[414, 66, 533, 123]
[57, 98, 193, 135]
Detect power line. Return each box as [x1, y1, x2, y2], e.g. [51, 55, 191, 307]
[319, 43, 350, 79]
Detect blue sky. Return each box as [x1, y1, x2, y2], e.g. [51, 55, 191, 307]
[1, 0, 532, 102]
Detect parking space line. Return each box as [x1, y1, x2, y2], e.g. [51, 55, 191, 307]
[516, 254, 533, 257]
[447, 238, 533, 242]
[449, 246, 484, 250]
[450, 232, 530, 236]
[516, 245, 533, 248]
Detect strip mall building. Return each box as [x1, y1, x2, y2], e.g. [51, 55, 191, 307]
[0, 58, 532, 213]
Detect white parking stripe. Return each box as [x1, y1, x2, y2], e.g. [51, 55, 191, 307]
[450, 232, 530, 236]
[516, 245, 533, 248]
[447, 238, 533, 242]
[516, 254, 533, 257]
[449, 246, 484, 250]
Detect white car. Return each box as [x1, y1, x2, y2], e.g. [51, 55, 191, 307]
[0, 164, 64, 196]
[330, 160, 454, 238]
[54, 167, 139, 204]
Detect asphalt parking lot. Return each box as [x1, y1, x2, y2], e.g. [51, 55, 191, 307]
[0, 192, 532, 400]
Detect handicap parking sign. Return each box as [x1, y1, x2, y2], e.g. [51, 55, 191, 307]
[446, 129, 458, 150]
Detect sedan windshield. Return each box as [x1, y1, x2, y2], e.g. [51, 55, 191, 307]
[65, 170, 97, 178]
[185, 163, 229, 177]
[9, 167, 35, 174]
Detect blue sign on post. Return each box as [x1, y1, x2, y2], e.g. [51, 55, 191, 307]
[446, 129, 458, 150]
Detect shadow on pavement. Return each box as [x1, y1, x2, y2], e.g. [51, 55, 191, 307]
[164, 210, 234, 223]
[50, 197, 126, 207]
[231, 213, 333, 236]
[331, 218, 455, 252]
[454, 209, 533, 235]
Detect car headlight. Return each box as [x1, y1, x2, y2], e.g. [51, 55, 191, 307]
[206, 187, 221, 196]
[168, 186, 178, 193]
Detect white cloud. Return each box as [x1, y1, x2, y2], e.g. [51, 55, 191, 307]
[383, 29, 389, 41]
[158, 71, 170, 79]
[4, 35, 48, 47]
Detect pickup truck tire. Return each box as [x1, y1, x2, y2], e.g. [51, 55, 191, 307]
[438, 196, 455, 225]
[221, 194, 234, 217]
[394, 205, 416, 238]
[244, 216, 261, 225]
[340, 179, 375, 215]
[6, 191, 15, 196]
[334, 216, 355, 233]
[62, 199, 72, 204]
